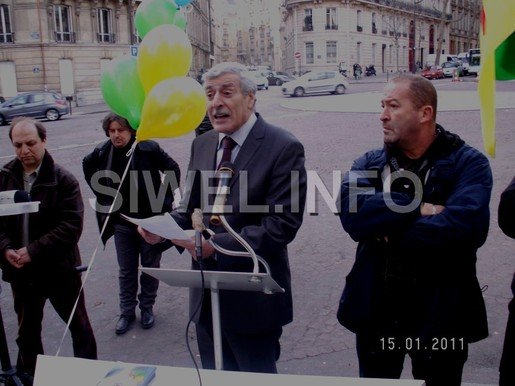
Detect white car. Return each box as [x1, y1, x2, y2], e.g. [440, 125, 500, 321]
[281, 70, 349, 97]
[441, 61, 462, 77]
[242, 71, 269, 90]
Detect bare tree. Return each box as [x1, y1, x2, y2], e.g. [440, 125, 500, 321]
[383, 8, 405, 72]
[434, 0, 450, 66]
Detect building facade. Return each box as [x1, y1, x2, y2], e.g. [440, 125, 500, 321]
[280, 0, 460, 75]
[212, 0, 277, 69]
[448, 0, 480, 55]
[0, 0, 212, 104]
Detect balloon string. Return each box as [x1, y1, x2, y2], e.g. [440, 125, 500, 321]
[55, 141, 137, 357]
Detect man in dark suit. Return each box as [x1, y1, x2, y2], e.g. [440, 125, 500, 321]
[140, 62, 307, 373]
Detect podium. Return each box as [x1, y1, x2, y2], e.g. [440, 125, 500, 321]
[141, 266, 284, 370]
[34, 355, 426, 385]
[0, 201, 40, 386]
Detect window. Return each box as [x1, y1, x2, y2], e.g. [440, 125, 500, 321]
[0, 4, 13, 43]
[305, 42, 314, 64]
[10, 95, 29, 106]
[357, 10, 362, 31]
[326, 8, 337, 30]
[97, 8, 115, 43]
[54, 5, 74, 42]
[326, 41, 337, 64]
[372, 13, 377, 34]
[304, 9, 313, 31]
[372, 43, 376, 64]
[356, 42, 361, 64]
[381, 15, 386, 35]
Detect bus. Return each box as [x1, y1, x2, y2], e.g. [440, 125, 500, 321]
[468, 48, 481, 76]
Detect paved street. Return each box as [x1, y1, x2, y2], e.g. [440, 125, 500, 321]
[0, 75, 513, 385]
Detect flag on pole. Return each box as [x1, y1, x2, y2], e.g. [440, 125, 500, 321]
[478, 1, 515, 157]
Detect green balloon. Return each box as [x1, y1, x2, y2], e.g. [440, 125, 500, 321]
[100, 57, 145, 130]
[135, 0, 178, 39]
[495, 30, 515, 81]
[173, 11, 187, 31]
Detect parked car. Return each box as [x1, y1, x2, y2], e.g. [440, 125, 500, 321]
[242, 71, 269, 90]
[266, 71, 295, 86]
[0, 91, 69, 125]
[281, 70, 349, 97]
[441, 61, 462, 77]
[421, 65, 445, 80]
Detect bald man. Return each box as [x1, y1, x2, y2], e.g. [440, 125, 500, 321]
[0, 117, 96, 382]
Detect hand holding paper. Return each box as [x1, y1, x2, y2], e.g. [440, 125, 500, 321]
[121, 212, 190, 242]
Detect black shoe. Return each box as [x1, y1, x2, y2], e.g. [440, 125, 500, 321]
[17, 371, 34, 386]
[115, 315, 135, 335]
[141, 309, 155, 329]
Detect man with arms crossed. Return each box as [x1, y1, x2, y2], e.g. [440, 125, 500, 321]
[337, 75, 491, 385]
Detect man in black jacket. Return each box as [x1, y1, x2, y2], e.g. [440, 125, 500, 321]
[0, 117, 97, 382]
[338, 75, 491, 385]
[83, 113, 180, 335]
[498, 176, 515, 386]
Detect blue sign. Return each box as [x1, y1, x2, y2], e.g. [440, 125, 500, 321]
[130, 45, 138, 57]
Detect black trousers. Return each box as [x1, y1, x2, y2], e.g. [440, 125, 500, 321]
[356, 334, 468, 386]
[11, 272, 97, 375]
[195, 320, 282, 373]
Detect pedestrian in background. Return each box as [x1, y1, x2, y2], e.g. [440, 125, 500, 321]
[83, 113, 180, 335]
[0, 117, 97, 384]
[337, 74, 492, 385]
[498, 175, 515, 386]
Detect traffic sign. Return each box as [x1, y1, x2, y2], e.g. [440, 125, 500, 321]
[130, 45, 138, 57]
[294, 51, 301, 59]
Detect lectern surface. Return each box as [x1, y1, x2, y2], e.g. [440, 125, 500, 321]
[34, 355, 425, 386]
[141, 267, 285, 293]
[0, 202, 39, 216]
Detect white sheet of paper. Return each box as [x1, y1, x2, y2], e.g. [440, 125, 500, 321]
[120, 212, 190, 241]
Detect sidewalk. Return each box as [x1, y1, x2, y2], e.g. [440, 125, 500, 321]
[72, 101, 110, 116]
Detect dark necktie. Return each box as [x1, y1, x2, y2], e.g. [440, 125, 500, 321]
[218, 136, 236, 169]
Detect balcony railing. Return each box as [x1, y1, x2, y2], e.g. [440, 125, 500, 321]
[372, 25, 377, 34]
[0, 32, 14, 43]
[97, 33, 116, 43]
[325, 24, 338, 30]
[303, 23, 313, 31]
[357, 25, 363, 32]
[54, 31, 76, 43]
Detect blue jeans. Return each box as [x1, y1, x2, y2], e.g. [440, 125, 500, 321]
[113, 222, 162, 316]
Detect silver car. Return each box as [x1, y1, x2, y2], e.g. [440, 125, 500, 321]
[0, 91, 69, 125]
[282, 70, 349, 97]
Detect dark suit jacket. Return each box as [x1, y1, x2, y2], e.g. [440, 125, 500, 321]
[174, 114, 307, 334]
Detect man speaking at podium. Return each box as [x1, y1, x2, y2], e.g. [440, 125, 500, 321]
[141, 62, 307, 373]
[0, 118, 97, 382]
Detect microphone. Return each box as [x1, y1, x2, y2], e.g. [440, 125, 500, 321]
[192, 208, 212, 240]
[210, 162, 234, 226]
[0, 190, 31, 204]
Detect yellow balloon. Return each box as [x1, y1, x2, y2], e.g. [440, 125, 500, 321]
[137, 24, 192, 94]
[137, 77, 207, 141]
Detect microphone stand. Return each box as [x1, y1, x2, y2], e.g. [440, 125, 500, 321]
[0, 200, 39, 386]
[0, 286, 23, 386]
